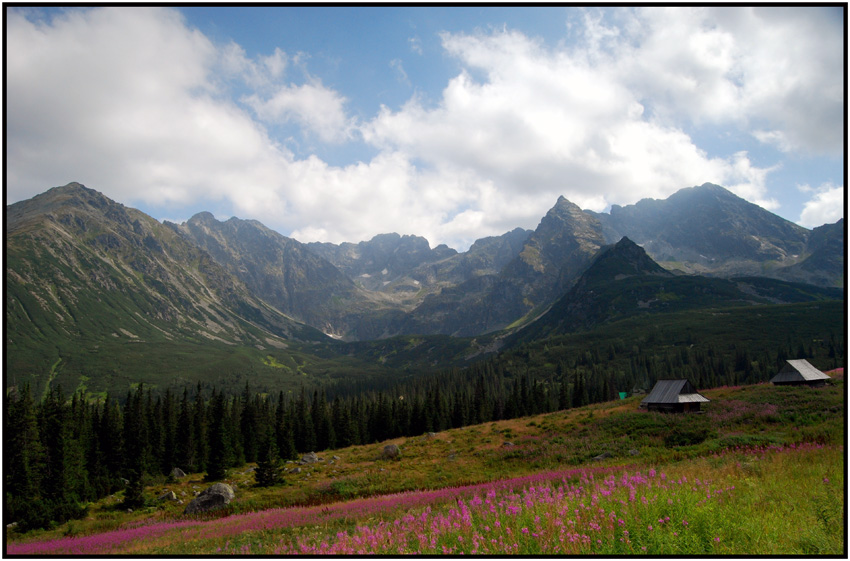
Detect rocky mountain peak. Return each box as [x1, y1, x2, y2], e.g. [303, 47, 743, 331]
[187, 211, 218, 225]
[581, 237, 672, 284]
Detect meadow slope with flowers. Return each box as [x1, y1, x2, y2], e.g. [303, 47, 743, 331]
[6, 379, 844, 556]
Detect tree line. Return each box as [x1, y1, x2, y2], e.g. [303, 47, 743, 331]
[5, 331, 843, 531]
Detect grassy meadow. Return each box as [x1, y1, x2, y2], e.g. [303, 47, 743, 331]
[6, 379, 845, 556]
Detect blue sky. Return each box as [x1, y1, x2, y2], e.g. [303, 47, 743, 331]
[6, 6, 845, 250]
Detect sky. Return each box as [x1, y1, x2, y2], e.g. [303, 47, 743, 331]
[6, 6, 845, 251]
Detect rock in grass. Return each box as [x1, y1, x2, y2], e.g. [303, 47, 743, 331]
[593, 451, 613, 461]
[157, 491, 177, 502]
[301, 452, 319, 464]
[183, 483, 235, 515]
[382, 444, 401, 459]
[170, 467, 186, 478]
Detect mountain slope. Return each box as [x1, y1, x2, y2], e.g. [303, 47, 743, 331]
[5, 183, 330, 395]
[776, 218, 844, 287]
[589, 183, 814, 277]
[172, 213, 403, 340]
[394, 197, 606, 336]
[513, 236, 843, 343]
[307, 233, 457, 293]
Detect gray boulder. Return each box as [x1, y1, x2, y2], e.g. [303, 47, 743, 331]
[170, 467, 186, 478]
[503, 441, 515, 447]
[157, 490, 177, 502]
[382, 444, 401, 459]
[183, 483, 235, 515]
[593, 451, 613, 461]
[301, 452, 319, 464]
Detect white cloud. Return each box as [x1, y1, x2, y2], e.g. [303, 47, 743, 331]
[5, 7, 842, 252]
[244, 80, 355, 143]
[797, 183, 845, 228]
[605, 7, 843, 156]
[219, 42, 288, 88]
[362, 27, 778, 223]
[390, 59, 410, 86]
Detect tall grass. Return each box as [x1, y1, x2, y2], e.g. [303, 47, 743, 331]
[8, 443, 842, 556]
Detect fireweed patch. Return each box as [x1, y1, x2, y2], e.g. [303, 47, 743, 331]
[8, 442, 841, 556]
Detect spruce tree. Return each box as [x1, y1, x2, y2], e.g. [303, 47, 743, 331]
[192, 385, 208, 473]
[254, 435, 282, 487]
[98, 394, 124, 489]
[160, 389, 177, 476]
[240, 382, 258, 463]
[4, 384, 45, 508]
[175, 388, 195, 473]
[205, 392, 231, 482]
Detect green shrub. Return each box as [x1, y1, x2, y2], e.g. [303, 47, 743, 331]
[664, 428, 711, 447]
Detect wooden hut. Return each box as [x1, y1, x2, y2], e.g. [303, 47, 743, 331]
[640, 379, 710, 413]
[770, 359, 831, 387]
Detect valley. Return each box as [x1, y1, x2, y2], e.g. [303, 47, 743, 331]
[3, 181, 845, 556]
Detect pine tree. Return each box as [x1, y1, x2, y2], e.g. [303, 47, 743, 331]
[122, 386, 149, 508]
[175, 388, 195, 473]
[294, 387, 315, 452]
[205, 391, 232, 481]
[274, 391, 297, 461]
[160, 389, 177, 476]
[228, 395, 245, 466]
[558, 379, 571, 410]
[240, 382, 259, 463]
[254, 435, 282, 487]
[332, 396, 355, 447]
[312, 390, 334, 451]
[6, 385, 45, 505]
[97, 394, 124, 489]
[192, 384, 208, 473]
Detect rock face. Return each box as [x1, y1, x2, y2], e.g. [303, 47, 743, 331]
[589, 183, 819, 280]
[175, 212, 381, 339]
[382, 444, 401, 459]
[183, 483, 235, 515]
[394, 196, 606, 336]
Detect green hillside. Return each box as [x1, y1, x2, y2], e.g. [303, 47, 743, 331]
[7, 379, 844, 555]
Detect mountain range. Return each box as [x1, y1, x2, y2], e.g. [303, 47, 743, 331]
[5, 181, 844, 396]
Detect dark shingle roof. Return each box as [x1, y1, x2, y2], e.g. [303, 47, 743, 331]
[641, 379, 709, 405]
